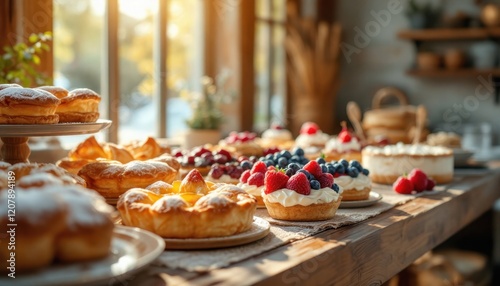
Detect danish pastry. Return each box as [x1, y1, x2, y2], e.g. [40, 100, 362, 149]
[58, 88, 101, 123]
[0, 87, 60, 124]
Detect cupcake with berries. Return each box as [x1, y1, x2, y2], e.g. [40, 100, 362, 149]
[259, 122, 294, 149]
[262, 160, 343, 221]
[174, 147, 234, 178]
[218, 131, 264, 157]
[324, 159, 371, 201]
[294, 122, 330, 159]
[323, 122, 363, 163]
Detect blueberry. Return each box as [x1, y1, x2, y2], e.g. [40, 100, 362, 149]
[293, 147, 305, 156]
[280, 150, 292, 159]
[349, 160, 363, 172]
[265, 160, 274, 167]
[339, 159, 349, 168]
[316, 157, 326, 164]
[335, 163, 345, 174]
[347, 167, 359, 178]
[273, 153, 282, 161]
[258, 156, 266, 161]
[320, 164, 328, 173]
[240, 160, 252, 170]
[290, 155, 301, 163]
[300, 157, 310, 165]
[288, 163, 301, 172]
[298, 169, 313, 180]
[332, 183, 340, 193]
[278, 157, 288, 168]
[362, 168, 370, 176]
[285, 168, 295, 177]
[265, 154, 274, 160]
[310, 180, 320, 190]
[327, 164, 335, 174]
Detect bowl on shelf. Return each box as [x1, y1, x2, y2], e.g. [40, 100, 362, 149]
[444, 49, 466, 70]
[470, 41, 498, 69]
[417, 52, 442, 70]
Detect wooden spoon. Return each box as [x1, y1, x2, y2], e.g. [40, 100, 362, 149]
[413, 105, 427, 144]
[346, 101, 366, 142]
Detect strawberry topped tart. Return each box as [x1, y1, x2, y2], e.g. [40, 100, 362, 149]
[324, 122, 363, 162]
[219, 131, 264, 157]
[324, 159, 371, 201]
[261, 160, 342, 221]
[260, 122, 294, 149]
[294, 122, 330, 158]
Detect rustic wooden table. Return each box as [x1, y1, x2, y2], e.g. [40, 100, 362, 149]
[129, 169, 500, 286]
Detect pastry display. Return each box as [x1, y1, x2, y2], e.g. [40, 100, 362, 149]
[294, 122, 330, 158]
[262, 160, 342, 221]
[218, 131, 264, 157]
[78, 159, 179, 198]
[174, 146, 235, 177]
[117, 169, 257, 238]
[259, 123, 294, 149]
[56, 88, 101, 123]
[325, 159, 371, 201]
[0, 87, 60, 124]
[323, 122, 363, 162]
[426, 132, 462, 149]
[362, 143, 454, 184]
[0, 182, 114, 272]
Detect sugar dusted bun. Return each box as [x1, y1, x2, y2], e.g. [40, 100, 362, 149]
[117, 170, 257, 238]
[0, 83, 22, 91]
[57, 88, 101, 123]
[8, 162, 86, 187]
[36, 86, 69, 99]
[0, 87, 60, 124]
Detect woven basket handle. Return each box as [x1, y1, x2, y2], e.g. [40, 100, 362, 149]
[372, 87, 409, 109]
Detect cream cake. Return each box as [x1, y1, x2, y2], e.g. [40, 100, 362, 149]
[362, 143, 453, 185]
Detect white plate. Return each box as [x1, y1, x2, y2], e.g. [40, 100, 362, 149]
[164, 217, 270, 250]
[0, 225, 164, 286]
[0, 119, 112, 137]
[339, 192, 383, 208]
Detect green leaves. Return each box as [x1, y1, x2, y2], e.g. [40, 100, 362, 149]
[0, 32, 53, 86]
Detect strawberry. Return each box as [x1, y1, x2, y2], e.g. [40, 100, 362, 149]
[267, 165, 276, 171]
[180, 169, 209, 194]
[240, 170, 251, 183]
[248, 172, 265, 187]
[300, 122, 319, 135]
[303, 160, 323, 179]
[338, 121, 352, 143]
[318, 173, 334, 188]
[426, 178, 436, 190]
[286, 172, 311, 195]
[251, 161, 267, 174]
[393, 176, 413, 195]
[408, 168, 428, 192]
[264, 170, 289, 194]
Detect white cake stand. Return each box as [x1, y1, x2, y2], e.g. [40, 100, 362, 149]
[0, 119, 112, 164]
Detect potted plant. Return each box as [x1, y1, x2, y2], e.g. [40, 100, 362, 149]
[183, 72, 233, 149]
[0, 32, 52, 86]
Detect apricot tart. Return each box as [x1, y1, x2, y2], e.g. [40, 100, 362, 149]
[117, 169, 257, 238]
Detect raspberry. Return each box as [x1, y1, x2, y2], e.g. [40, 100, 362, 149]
[286, 172, 311, 195]
[393, 176, 413, 195]
[248, 172, 265, 187]
[250, 161, 267, 174]
[318, 173, 334, 188]
[264, 170, 289, 194]
[303, 160, 323, 179]
[338, 121, 352, 143]
[408, 168, 428, 192]
[240, 170, 251, 183]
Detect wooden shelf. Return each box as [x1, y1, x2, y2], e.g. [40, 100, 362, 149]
[406, 68, 500, 77]
[398, 28, 500, 41]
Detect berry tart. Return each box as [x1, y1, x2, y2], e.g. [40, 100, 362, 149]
[237, 161, 268, 207]
[362, 143, 454, 184]
[323, 122, 363, 163]
[218, 131, 264, 157]
[174, 147, 234, 177]
[262, 160, 343, 221]
[294, 122, 330, 159]
[324, 159, 371, 201]
[259, 122, 294, 149]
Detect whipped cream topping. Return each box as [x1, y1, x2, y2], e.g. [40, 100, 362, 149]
[237, 183, 264, 197]
[262, 188, 341, 207]
[262, 129, 293, 141]
[295, 132, 330, 148]
[334, 174, 371, 191]
[325, 136, 362, 153]
[363, 143, 452, 156]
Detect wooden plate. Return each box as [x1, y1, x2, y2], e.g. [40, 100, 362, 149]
[164, 217, 270, 250]
[339, 192, 383, 208]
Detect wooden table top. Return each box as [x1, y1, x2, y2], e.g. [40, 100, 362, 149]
[130, 169, 500, 286]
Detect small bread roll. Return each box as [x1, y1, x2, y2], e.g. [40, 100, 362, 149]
[58, 88, 101, 123]
[0, 87, 60, 124]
